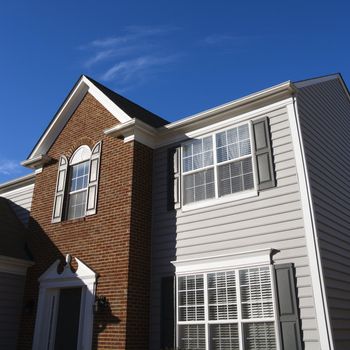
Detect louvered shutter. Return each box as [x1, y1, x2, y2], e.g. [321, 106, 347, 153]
[86, 141, 102, 216]
[52, 155, 68, 223]
[160, 276, 175, 349]
[252, 117, 276, 190]
[167, 146, 181, 210]
[274, 264, 302, 350]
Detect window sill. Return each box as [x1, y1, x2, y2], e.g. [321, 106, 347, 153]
[181, 189, 258, 213]
[59, 216, 86, 225]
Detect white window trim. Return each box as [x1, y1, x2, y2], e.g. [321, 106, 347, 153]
[172, 249, 281, 350]
[32, 255, 96, 350]
[69, 145, 92, 165]
[181, 120, 257, 211]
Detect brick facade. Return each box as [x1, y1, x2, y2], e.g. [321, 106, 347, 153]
[18, 93, 153, 349]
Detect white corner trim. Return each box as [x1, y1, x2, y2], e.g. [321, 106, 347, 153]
[287, 99, 334, 350]
[32, 256, 97, 350]
[0, 255, 34, 276]
[172, 248, 273, 274]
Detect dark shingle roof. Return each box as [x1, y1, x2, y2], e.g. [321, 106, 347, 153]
[0, 197, 32, 261]
[85, 76, 169, 128]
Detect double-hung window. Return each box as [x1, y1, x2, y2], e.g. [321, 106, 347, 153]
[67, 159, 90, 219]
[182, 123, 255, 206]
[52, 142, 102, 223]
[177, 266, 278, 350]
[169, 117, 275, 210]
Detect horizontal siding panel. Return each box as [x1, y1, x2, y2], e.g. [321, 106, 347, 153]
[297, 78, 350, 348]
[0, 184, 34, 225]
[150, 106, 319, 348]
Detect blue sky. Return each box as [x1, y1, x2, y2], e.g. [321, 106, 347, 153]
[0, 0, 349, 183]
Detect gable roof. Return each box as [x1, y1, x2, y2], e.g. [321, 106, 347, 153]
[25, 75, 168, 162]
[0, 197, 32, 261]
[85, 76, 168, 128]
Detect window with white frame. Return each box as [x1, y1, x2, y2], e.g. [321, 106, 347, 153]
[182, 123, 255, 205]
[67, 158, 90, 219]
[52, 142, 102, 223]
[177, 266, 277, 350]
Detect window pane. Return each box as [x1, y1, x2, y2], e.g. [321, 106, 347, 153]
[244, 322, 276, 350]
[178, 275, 205, 321]
[208, 271, 237, 321]
[218, 158, 254, 197]
[240, 267, 274, 319]
[183, 169, 215, 205]
[179, 324, 206, 350]
[216, 124, 251, 164]
[238, 124, 249, 140]
[183, 137, 213, 173]
[70, 161, 90, 191]
[67, 191, 87, 220]
[210, 324, 239, 350]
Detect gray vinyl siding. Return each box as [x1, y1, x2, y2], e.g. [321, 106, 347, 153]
[0, 184, 34, 225]
[150, 106, 320, 349]
[0, 271, 26, 349]
[296, 78, 350, 350]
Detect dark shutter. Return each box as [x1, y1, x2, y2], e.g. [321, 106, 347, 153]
[167, 146, 181, 210]
[274, 263, 303, 350]
[86, 141, 102, 216]
[160, 276, 175, 349]
[252, 117, 276, 190]
[52, 155, 68, 223]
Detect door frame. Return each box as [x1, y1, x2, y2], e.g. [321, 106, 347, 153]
[32, 256, 96, 350]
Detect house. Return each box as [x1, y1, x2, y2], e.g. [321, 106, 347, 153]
[0, 73, 349, 350]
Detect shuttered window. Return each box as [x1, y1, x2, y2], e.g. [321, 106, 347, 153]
[182, 123, 255, 206]
[177, 118, 275, 209]
[52, 142, 102, 222]
[177, 266, 278, 350]
[67, 160, 90, 219]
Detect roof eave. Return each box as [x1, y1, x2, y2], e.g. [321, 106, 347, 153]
[21, 154, 52, 169]
[161, 81, 294, 133]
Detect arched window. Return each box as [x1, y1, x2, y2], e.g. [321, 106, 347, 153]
[67, 146, 91, 219]
[52, 141, 102, 223]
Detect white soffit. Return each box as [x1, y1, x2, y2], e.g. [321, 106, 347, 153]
[28, 76, 132, 160]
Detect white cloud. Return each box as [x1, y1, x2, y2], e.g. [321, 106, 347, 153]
[0, 159, 21, 175]
[101, 55, 178, 82]
[79, 26, 180, 89]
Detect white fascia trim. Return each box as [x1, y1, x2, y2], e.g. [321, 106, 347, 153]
[163, 81, 293, 132]
[0, 173, 35, 193]
[28, 76, 132, 160]
[156, 97, 294, 148]
[104, 118, 158, 149]
[287, 99, 334, 350]
[0, 255, 34, 276]
[84, 76, 131, 123]
[172, 248, 273, 274]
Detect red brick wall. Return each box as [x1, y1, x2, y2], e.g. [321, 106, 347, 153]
[18, 93, 153, 349]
